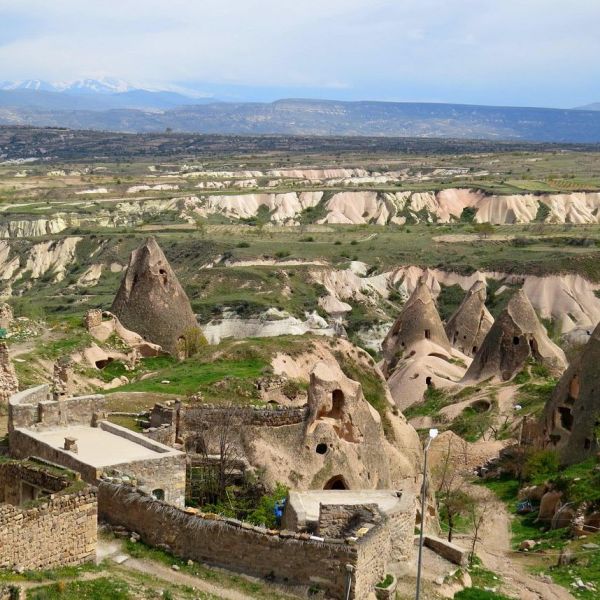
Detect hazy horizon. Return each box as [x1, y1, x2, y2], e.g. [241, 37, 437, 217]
[1, 1, 600, 109]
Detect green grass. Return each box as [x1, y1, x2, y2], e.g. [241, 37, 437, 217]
[122, 539, 296, 599]
[0, 563, 102, 584]
[449, 401, 496, 443]
[546, 532, 600, 599]
[404, 387, 453, 418]
[106, 336, 312, 403]
[27, 578, 130, 600]
[453, 589, 511, 600]
[109, 357, 266, 400]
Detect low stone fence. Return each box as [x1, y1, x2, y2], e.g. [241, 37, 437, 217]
[98, 482, 390, 599]
[424, 535, 469, 566]
[9, 385, 106, 431]
[143, 424, 176, 446]
[150, 403, 308, 431]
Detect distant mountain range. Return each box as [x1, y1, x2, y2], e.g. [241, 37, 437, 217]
[2, 79, 600, 142]
[576, 102, 600, 111]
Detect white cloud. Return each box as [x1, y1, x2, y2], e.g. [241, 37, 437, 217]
[0, 0, 599, 105]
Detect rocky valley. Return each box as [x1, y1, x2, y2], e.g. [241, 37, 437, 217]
[1, 134, 600, 600]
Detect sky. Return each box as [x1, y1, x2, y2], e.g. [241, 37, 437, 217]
[0, 0, 599, 107]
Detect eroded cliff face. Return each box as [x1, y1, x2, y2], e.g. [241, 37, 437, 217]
[4, 189, 600, 237]
[179, 189, 600, 226]
[243, 338, 422, 493]
[542, 321, 600, 464]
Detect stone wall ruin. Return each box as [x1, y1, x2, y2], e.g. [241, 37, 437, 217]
[0, 460, 97, 571]
[98, 481, 395, 599]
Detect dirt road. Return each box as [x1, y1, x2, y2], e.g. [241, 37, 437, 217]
[458, 483, 575, 600]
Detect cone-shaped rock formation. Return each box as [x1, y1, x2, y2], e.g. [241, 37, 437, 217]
[382, 277, 451, 376]
[111, 237, 203, 356]
[542, 321, 600, 464]
[445, 281, 494, 357]
[463, 289, 567, 382]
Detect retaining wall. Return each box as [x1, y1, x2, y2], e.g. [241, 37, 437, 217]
[98, 482, 389, 599]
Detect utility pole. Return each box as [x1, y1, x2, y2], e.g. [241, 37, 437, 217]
[416, 428, 438, 600]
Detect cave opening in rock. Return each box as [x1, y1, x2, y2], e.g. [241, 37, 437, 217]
[95, 357, 114, 369]
[324, 475, 348, 490]
[558, 406, 574, 431]
[315, 443, 328, 455]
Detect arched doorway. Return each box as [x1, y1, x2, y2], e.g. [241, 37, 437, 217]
[324, 475, 348, 490]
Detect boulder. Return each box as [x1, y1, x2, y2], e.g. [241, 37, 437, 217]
[111, 237, 204, 357]
[537, 490, 562, 524]
[519, 539, 537, 551]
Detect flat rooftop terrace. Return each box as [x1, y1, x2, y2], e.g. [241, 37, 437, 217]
[287, 489, 415, 526]
[18, 424, 179, 468]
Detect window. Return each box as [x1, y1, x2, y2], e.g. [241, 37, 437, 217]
[315, 443, 328, 455]
[151, 489, 165, 501]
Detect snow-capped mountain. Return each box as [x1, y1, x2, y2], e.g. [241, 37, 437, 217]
[0, 78, 134, 94]
[0, 79, 57, 92]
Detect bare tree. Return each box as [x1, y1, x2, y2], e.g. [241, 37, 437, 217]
[434, 437, 472, 542]
[203, 405, 244, 501]
[467, 499, 490, 566]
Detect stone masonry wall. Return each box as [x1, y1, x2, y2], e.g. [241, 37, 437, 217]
[318, 503, 380, 538]
[9, 422, 186, 508]
[99, 482, 367, 599]
[0, 464, 97, 570]
[106, 453, 186, 508]
[150, 403, 308, 433]
[0, 342, 18, 405]
[143, 424, 176, 446]
[84, 309, 103, 330]
[353, 519, 393, 599]
[8, 429, 100, 482]
[9, 385, 107, 431]
[0, 461, 71, 505]
[387, 504, 417, 562]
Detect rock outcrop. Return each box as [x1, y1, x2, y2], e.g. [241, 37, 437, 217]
[0, 342, 18, 403]
[381, 277, 466, 409]
[0, 303, 13, 330]
[111, 237, 203, 357]
[541, 321, 600, 464]
[242, 356, 422, 492]
[382, 277, 451, 376]
[84, 309, 162, 357]
[463, 290, 567, 383]
[178, 189, 600, 226]
[445, 281, 494, 357]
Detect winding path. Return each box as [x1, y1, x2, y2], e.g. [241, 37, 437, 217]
[457, 483, 575, 600]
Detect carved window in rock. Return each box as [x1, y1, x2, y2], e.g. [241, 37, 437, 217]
[158, 267, 168, 285]
[558, 406, 574, 431]
[151, 489, 165, 501]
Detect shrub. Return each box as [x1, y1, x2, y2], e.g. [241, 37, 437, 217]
[524, 449, 560, 482]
